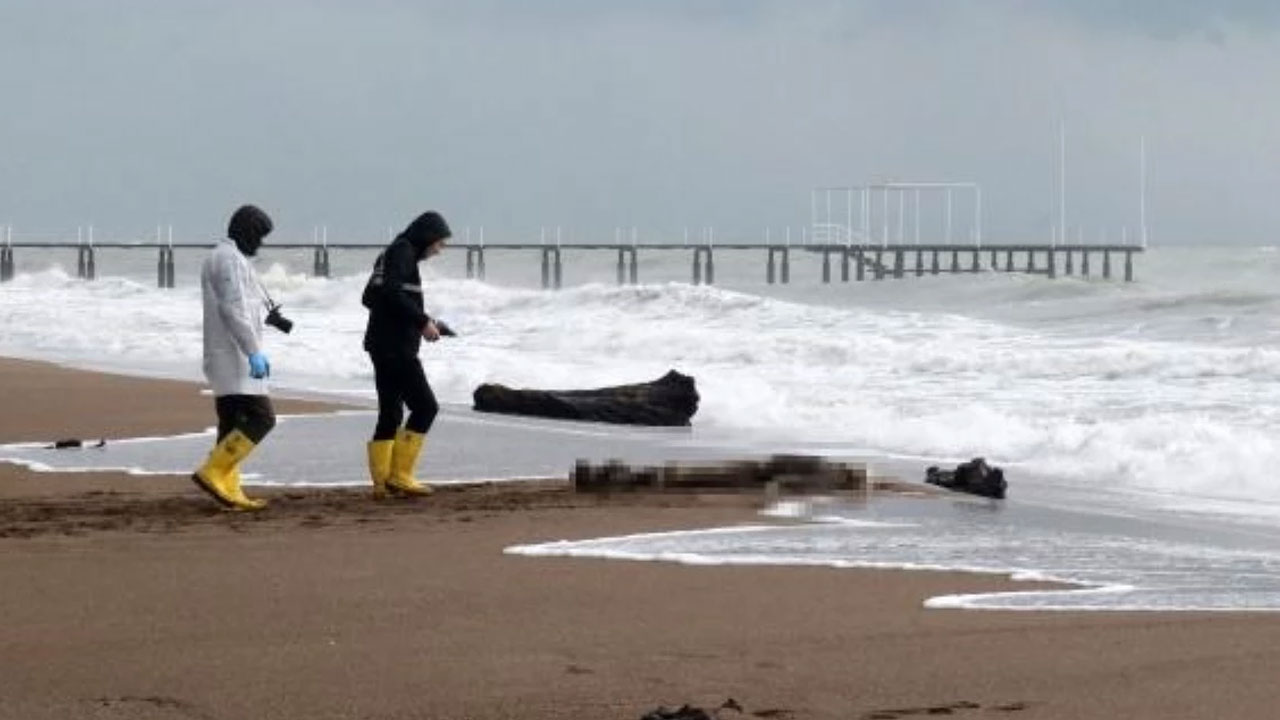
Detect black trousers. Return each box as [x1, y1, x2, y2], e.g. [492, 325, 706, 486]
[215, 395, 277, 444]
[370, 353, 439, 440]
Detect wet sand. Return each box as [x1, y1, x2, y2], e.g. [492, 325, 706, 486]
[3, 357, 1280, 719]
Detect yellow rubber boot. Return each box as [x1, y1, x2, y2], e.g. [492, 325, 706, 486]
[367, 439, 394, 499]
[226, 466, 267, 511]
[387, 429, 432, 497]
[191, 430, 267, 511]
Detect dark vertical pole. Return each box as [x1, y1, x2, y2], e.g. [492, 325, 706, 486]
[841, 249, 850, 282]
[931, 250, 939, 274]
[628, 249, 637, 285]
[618, 249, 627, 285]
[467, 249, 475, 279]
[313, 247, 330, 278]
[1082, 250, 1091, 276]
[1065, 249, 1074, 275]
[893, 250, 904, 279]
[970, 249, 979, 273]
[477, 249, 486, 280]
[950, 249, 959, 273]
[781, 248, 790, 284]
[1026, 250, 1036, 273]
[0, 247, 12, 282]
[874, 250, 885, 280]
[767, 248, 776, 284]
[1005, 249, 1014, 272]
[821, 250, 830, 284]
[1047, 249, 1056, 279]
[693, 248, 702, 285]
[541, 248, 550, 289]
[157, 248, 166, 287]
[855, 249, 864, 281]
[166, 248, 175, 288]
[704, 249, 714, 285]
[554, 248, 563, 289]
[85, 246, 96, 280]
[915, 250, 924, 276]
[1103, 250, 1112, 279]
[1124, 250, 1134, 282]
[77, 246, 86, 279]
[989, 249, 997, 269]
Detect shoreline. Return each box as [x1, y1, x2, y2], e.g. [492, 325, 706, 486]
[6, 356, 1280, 718]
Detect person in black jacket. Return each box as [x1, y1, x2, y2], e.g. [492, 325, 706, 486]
[361, 211, 451, 498]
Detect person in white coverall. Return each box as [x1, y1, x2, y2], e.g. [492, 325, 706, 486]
[190, 205, 278, 511]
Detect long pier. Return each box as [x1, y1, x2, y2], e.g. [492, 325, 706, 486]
[0, 240, 1143, 288]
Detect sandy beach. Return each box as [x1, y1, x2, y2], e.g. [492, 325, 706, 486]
[4, 358, 1280, 720]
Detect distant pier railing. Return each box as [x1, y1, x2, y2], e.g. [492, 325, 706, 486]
[0, 240, 1144, 288]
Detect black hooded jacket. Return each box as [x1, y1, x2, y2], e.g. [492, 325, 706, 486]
[362, 212, 451, 356]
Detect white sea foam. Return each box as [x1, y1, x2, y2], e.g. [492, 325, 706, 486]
[7, 251, 1280, 508]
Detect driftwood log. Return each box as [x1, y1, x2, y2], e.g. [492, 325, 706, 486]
[473, 370, 699, 426]
[572, 455, 866, 494]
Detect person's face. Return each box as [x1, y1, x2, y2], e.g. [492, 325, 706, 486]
[424, 238, 447, 259]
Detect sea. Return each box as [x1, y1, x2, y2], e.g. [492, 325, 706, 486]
[4, 240, 1280, 612]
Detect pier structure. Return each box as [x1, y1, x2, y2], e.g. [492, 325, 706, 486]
[0, 222, 1144, 289]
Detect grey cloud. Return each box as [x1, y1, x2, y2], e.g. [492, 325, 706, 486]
[0, 1, 1277, 244]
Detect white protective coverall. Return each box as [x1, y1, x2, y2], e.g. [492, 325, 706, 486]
[201, 238, 267, 396]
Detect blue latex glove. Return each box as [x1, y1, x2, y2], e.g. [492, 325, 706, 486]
[248, 352, 271, 379]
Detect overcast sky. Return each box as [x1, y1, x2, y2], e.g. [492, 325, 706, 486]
[1, 1, 1276, 244]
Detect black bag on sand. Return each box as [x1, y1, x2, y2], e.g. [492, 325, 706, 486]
[925, 457, 1007, 499]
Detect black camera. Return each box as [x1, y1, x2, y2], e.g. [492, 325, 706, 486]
[265, 303, 293, 334]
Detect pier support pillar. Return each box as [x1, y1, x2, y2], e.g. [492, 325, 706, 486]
[931, 250, 939, 275]
[466, 247, 487, 280]
[950, 249, 960, 273]
[1082, 250, 1091, 277]
[874, 250, 885, 280]
[915, 250, 924, 277]
[157, 247, 175, 288]
[1124, 250, 1134, 282]
[970, 250, 980, 273]
[1005, 249, 1014, 272]
[841, 249, 851, 282]
[893, 250, 904, 279]
[693, 247, 713, 285]
[1, 247, 13, 282]
[1103, 250, 1112, 280]
[77, 245, 97, 280]
[821, 250, 831, 284]
[313, 246, 330, 278]
[855, 249, 865, 281]
[1026, 250, 1036, 274]
[467, 247, 479, 279]
[1065, 249, 1074, 275]
[780, 248, 789, 284]
[542, 247, 562, 289]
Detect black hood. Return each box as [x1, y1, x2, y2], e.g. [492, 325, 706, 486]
[228, 205, 273, 257]
[398, 211, 451, 258]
